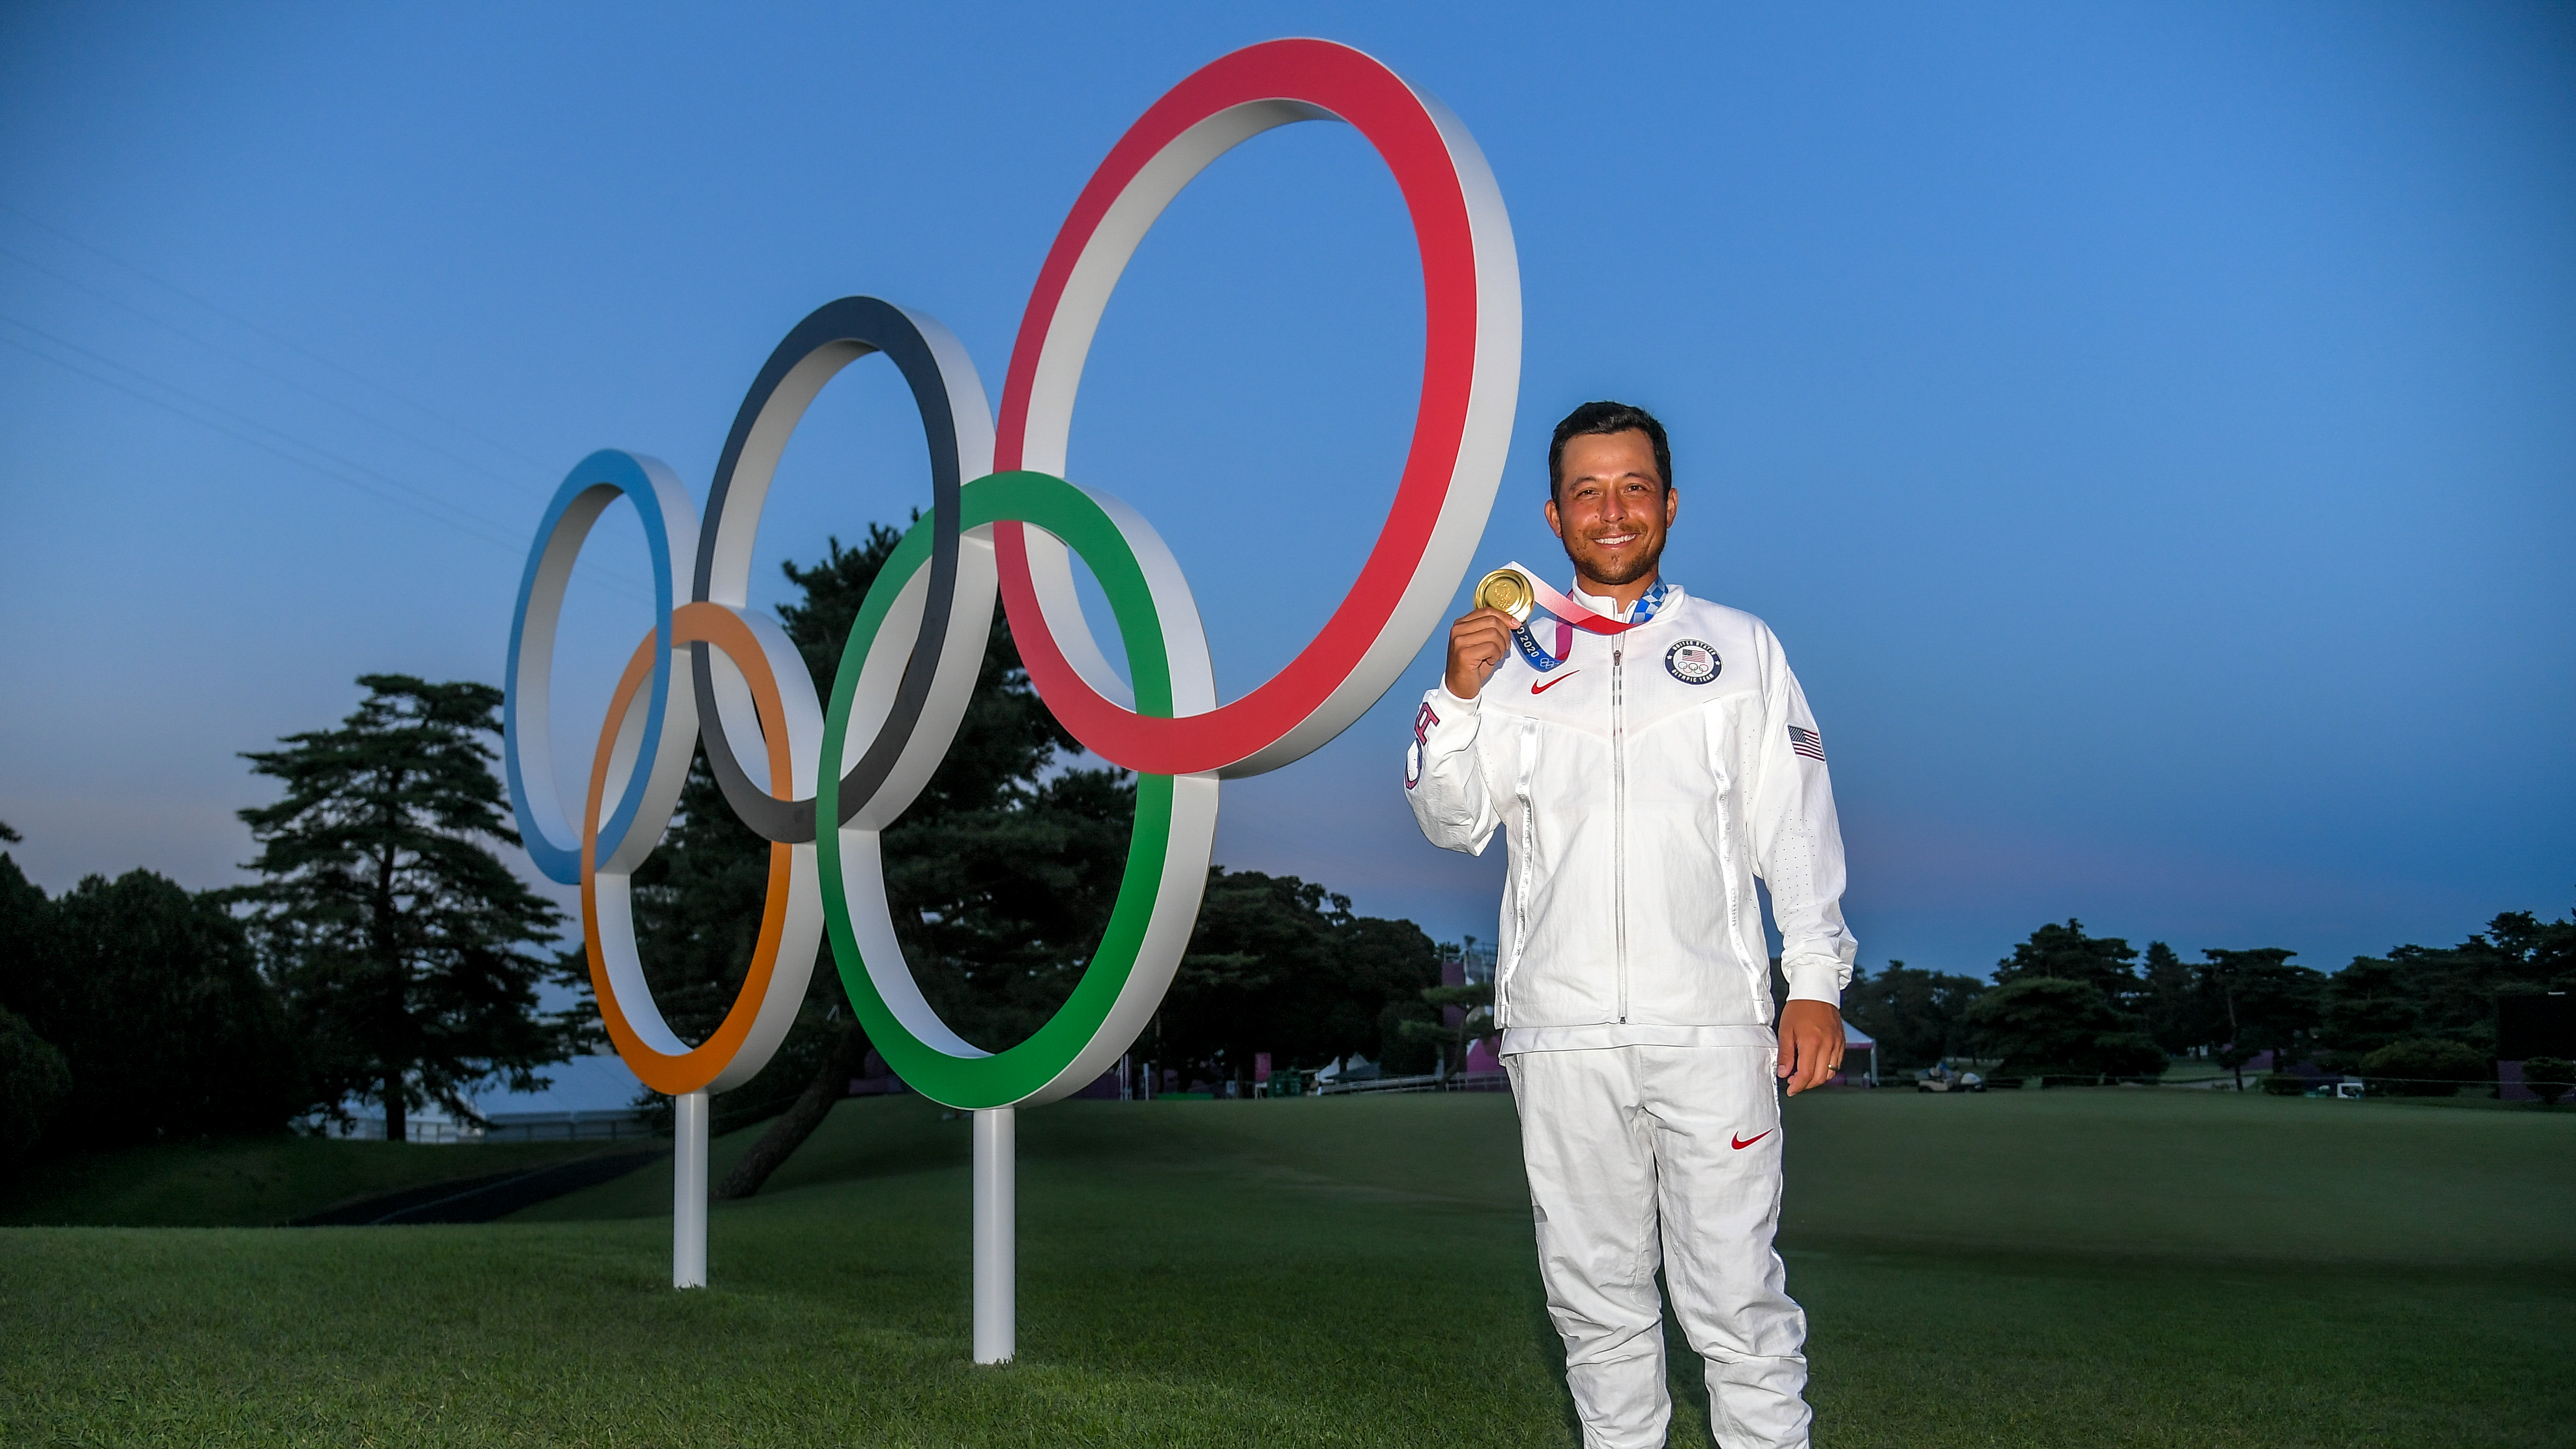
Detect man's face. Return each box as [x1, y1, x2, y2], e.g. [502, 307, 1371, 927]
[1545, 429, 1677, 589]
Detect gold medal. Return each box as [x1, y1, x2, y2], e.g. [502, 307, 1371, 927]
[1473, 567, 1535, 624]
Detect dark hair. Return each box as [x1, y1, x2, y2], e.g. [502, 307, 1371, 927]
[1548, 400, 1671, 498]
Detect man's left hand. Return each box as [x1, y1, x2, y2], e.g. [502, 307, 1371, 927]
[1776, 999, 1846, 1096]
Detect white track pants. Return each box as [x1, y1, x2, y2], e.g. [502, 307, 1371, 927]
[1507, 1044, 1810, 1449]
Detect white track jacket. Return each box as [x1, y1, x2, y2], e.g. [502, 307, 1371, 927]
[1405, 578, 1856, 1051]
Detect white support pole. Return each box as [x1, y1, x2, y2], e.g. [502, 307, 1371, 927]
[972, 1106, 1015, 1364]
[674, 1090, 708, 1289]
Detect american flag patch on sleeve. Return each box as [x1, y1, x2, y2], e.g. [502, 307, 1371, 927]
[1788, 724, 1826, 761]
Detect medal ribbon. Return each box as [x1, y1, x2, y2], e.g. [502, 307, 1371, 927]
[1495, 560, 1670, 672]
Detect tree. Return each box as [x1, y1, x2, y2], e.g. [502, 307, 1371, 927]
[1842, 960, 1987, 1070]
[2202, 948, 2324, 1085]
[1967, 920, 2167, 1081]
[889, 767, 1140, 1053]
[0, 830, 45, 995]
[1400, 980, 1496, 1081]
[667, 524, 1134, 1197]
[1994, 920, 2144, 1013]
[713, 749, 1138, 1196]
[234, 675, 569, 1141]
[2317, 954, 2424, 1063]
[1156, 867, 1329, 1082]
[2485, 909, 2576, 989]
[2319, 904, 2576, 1061]
[0, 1006, 71, 1163]
[2142, 941, 2226, 1056]
[2519, 1056, 2575, 1108]
[0, 859, 305, 1150]
[783, 527, 1132, 1060]
[665, 526, 1440, 1192]
[1338, 911, 1445, 1071]
[1963, 977, 2166, 1081]
[710, 1020, 875, 1200]
[1160, 868, 1442, 1086]
[2359, 1038, 2488, 1097]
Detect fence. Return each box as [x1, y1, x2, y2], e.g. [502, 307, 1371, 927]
[1307, 1065, 2549, 1098]
[479, 1111, 653, 1142]
[322, 1109, 653, 1143]
[1966, 1074, 2535, 1097]
[1316, 1071, 1509, 1097]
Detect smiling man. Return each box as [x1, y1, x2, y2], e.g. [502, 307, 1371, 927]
[1405, 400, 1854, 1449]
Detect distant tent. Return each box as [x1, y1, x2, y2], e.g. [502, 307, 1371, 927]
[1843, 1020, 1879, 1084]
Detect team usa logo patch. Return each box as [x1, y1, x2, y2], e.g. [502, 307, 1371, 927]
[1664, 639, 1722, 685]
[1406, 701, 1440, 790]
[1789, 724, 1827, 761]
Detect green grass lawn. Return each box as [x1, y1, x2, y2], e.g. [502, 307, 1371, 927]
[0, 1134, 642, 1228]
[4, 1088, 2570, 1447]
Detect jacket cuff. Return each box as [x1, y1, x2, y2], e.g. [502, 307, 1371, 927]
[1433, 683, 1481, 716]
[1782, 955, 1846, 1007]
[1415, 685, 1482, 754]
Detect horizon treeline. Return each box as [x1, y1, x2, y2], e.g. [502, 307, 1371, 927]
[7, 519, 2569, 1162]
[1843, 910, 2576, 1084]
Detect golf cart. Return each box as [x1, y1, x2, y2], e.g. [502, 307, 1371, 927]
[1915, 1063, 1985, 1094]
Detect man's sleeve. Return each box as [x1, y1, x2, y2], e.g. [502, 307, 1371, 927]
[1746, 625, 1858, 1006]
[1404, 685, 1501, 855]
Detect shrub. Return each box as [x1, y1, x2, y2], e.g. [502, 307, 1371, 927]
[2259, 1072, 2308, 1096]
[2521, 1055, 2575, 1107]
[2359, 1038, 2489, 1097]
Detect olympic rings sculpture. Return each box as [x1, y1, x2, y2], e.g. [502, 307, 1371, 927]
[503, 38, 1519, 1112]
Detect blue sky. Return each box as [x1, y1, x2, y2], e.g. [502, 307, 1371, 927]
[1, 1, 2569, 982]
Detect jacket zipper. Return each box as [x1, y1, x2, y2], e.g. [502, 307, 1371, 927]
[1503, 717, 1539, 1032]
[1612, 645, 1628, 1022]
[1509, 791, 1534, 1029]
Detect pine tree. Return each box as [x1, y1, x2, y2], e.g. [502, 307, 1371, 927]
[1993, 919, 2144, 1013]
[1964, 975, 2166, 1081]
[1158, 869, 1441, 1086]
[1400, 979, 1495, 1082]
[2142, 940, 2223, 1055]
[234, 675, 568, 1141]
[1842, 959, 1991, 1070]
[2199, 947, 2324, 1085]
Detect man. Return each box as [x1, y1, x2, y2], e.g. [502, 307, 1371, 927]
[1405, 400, 1854, 1449]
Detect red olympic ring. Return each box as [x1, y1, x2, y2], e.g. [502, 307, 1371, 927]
[994, 38, 1518, 777]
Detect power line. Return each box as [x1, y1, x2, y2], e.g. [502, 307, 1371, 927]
[0, 202, 666, 601]
[2, 312, 531, 545]
[0, 241, 561, 510]
[0, 199, 557, 473]
[0, 328, 523, 554]
[0, 327, 654, 606]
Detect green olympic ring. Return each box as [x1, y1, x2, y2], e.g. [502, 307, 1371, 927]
[818, 472, 1206, 1108]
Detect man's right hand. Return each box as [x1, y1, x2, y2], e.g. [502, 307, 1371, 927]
[1445, 607, 1518, 699]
